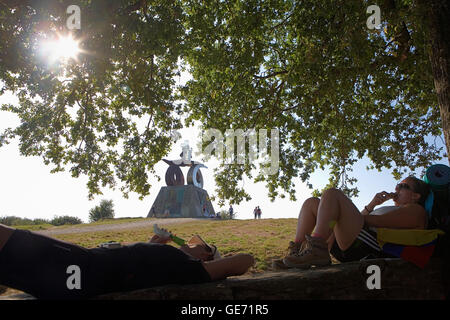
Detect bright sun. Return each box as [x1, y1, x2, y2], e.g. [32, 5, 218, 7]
[40, 34, 81, 63]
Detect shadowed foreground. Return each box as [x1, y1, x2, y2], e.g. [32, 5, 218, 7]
[1, 258, 446, 300]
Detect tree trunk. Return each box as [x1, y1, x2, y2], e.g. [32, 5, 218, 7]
[424, 0, 450, 164]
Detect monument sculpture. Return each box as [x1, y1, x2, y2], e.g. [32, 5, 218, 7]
[147, 141, 216, 218]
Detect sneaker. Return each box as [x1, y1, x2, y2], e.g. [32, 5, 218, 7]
[283, 235, 331, 269]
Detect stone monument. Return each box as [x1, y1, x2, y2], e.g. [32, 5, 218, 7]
[147, 141, 215, 218]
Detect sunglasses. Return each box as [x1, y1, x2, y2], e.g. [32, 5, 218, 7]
[395, 183, 412, 192]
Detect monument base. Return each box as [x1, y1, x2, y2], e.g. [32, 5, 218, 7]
[147, 185, 215, 218]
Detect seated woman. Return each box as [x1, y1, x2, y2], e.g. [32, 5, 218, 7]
[0, 225, 254, 299]
[275, 176, 430, 269]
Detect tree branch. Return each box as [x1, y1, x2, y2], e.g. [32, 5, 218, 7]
[118, 0, 146, 15]
[253, 70, 288, 80]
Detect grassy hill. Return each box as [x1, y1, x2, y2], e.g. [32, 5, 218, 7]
[15, 218, 299, 272]
[1, 217, 299, 297]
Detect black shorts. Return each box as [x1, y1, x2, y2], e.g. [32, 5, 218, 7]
[0, 229, 211, 299]
[87, 242, 212, 297]
[330, 226, 395, 262]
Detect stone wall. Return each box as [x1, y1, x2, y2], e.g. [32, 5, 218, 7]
[96, 258, 447, 300]
[1, 258, 447, 300]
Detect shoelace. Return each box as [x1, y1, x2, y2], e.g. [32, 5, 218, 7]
[298, 250, 311, 257]
[287, 241, 302, 255]
[297, 241, 313, 257]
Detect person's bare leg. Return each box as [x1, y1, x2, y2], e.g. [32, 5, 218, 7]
[294, 197, 320, 243]
[202, 254, 254, 281]
[313, 188, 364, 251]
[327, 233, 336, 251]
[273, 197, 320, 268]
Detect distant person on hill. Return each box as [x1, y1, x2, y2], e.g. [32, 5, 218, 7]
[273, 176, 431, 269]
[253, 207, 258, 219]
[0, 224, 254, 299]
[229, 205, 234, 219]
[257, 207, 262, 219]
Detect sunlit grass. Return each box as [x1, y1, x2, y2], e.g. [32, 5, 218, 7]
[16, 218, 298, 273]
[1, 218, 299, 297]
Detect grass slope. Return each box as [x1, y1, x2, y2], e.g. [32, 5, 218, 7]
[22, 218, 298, 272]
[0, 218, 298, 297]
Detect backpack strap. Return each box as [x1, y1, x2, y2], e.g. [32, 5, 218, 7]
[424, 190, 434, 219]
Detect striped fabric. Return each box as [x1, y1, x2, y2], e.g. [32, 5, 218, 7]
[356, 228, 382, 252]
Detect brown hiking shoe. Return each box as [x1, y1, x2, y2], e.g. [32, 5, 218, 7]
[272, 241, 303, 270]
[272, 258, 290, 270]
[287, 241, 303, 256]
[283, 235, 331, 269]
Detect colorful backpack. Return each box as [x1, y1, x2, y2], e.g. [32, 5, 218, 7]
[423, 164, 450, 232]
[376, 164, 450, 268]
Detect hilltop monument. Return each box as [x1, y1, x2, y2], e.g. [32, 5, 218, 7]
[147, 141, 215, 218]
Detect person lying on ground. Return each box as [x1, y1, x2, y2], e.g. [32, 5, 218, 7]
[0, 224, 254, 299]
[274, 176, 430, 269]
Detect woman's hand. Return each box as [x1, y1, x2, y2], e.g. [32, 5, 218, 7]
[149, 234, 171, 244]
[149, 226, 173, 244]
[367, 191, 396, 211]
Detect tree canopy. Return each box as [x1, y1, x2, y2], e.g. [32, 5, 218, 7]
[1, 0, 185, 199]
[0, 0, 448, 205]
[182, 0, 448, 202]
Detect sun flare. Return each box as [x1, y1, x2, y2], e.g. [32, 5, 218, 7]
[40, 34, 81, 63]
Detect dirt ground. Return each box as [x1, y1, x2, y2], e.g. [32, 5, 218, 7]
[35, 217, 204, 235]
